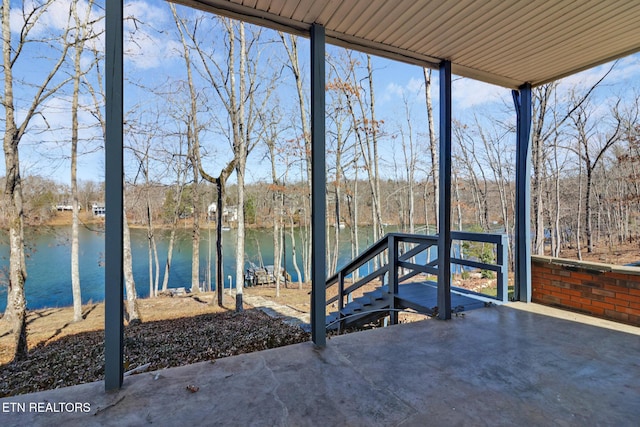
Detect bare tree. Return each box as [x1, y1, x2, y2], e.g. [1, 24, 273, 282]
[69, 0, 100, 322]
[188, 121, 202, 294]
[279, 32, 312, 283]
[330, 51, 384, 264]
[475, 115, 516, 254]
[171, 6, 206, 294]
[122, 201, 140, 324]
[83, 22, 140, 321]
[454, 121, 490, 230]
[173, 8, 276, 309]
[1, 0, 72, 360]
[423, 68, 438, 229]
[160, 143, 188, 292]
[326, 62, 355, 274]
[530, 84, 555, 255]
[128, 134, 161, 298]
[263, 110, 285, 295]
[400, 94, 419, 234]
[530, 65, 615, 255]
[570, 97, 623, 253]
[366, 55, 384, 241]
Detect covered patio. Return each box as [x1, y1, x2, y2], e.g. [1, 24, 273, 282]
[2, 303, 639, 425]
[97, 0, 640, 400]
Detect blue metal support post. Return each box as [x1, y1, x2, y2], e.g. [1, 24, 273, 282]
[497, 234, 509, 302]
[105, 0, 124, 390]
[310, 24, 326, 346]
[513, 84, 532, 302]
[388, 234, 399, 325]
[438, 61, 452, 320]
[337, 270, 344, 332]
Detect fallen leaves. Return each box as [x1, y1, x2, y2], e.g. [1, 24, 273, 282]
[0, 309, 309, 397]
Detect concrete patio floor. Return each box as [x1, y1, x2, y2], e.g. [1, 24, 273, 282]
[2, 302, 639, 426]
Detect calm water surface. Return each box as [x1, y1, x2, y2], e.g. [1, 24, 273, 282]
[0, 225, 399, 311]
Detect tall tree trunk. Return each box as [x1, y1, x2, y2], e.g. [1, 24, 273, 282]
[146, 188, 160, 297]
[232, 22, 248, 312]
[235, 165, 246, 311]
[2, 0, 27, 360]
[585, 168, 594, 253]
[402, 98, 416, 234]
[368, 56, 384, 241]
[191, 165, 201, 293]
[422, 180, 431, 233]
[123, 207, 141, 323]
[352, 168, 360, 261]
[162, 178, 185, 291]
[280, 33, 312, 284]
[331, 123, 344, 274]
[531, 86, 550, 255]
[267, 126, 284, 295]
[171, 4, 205, 295]
[424, 68, 438, 229]
[215, 175, 228, 305]
[273, 194, 283, 297]
[70, 0, 84, 322]
[453, 170, 463, 231]
[3, 128, 28, 361]
[289, 215, 303, 289]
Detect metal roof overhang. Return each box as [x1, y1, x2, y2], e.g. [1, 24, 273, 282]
[172, 0, 640, 89]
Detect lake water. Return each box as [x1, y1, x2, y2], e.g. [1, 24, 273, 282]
[0, 225, 398, 311]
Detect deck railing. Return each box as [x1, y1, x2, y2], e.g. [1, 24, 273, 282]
[325, 232, 509, 321]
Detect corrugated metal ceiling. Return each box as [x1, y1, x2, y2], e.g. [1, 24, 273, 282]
[173, 0, 640, 89]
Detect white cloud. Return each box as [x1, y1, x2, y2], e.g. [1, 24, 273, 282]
[124, 1, 181, 70]
[559, 53, 640, 91]
[10, 0, 103, 38]
[406, 77, 424, 94]
[10, 0, 71, 37]
[13, 93, 104, 183]
[560, 65, 613, 90]
[124, 30, 181, 70]
[610, 54, 640, 82]
[452, 78, 508, 110]
[381, 77, 424, 104]
[383, 82, 405, 100]
[9, 0, 179, 71]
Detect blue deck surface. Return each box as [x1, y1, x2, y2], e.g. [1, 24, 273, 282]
[396, 281, 489, 314]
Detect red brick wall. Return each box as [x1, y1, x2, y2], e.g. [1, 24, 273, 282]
[531, 256, 640, 327]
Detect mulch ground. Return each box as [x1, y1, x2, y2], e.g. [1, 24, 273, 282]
[0, 309, 309, 397]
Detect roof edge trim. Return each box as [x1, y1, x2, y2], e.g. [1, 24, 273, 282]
[533, 46, 640, 87]
[451, 63, 522, 90]
[326, 31, 441, 70]
[172, 0, 524, 88]
[173, 0, 311, 36]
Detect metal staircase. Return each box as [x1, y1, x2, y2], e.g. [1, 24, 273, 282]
[325, 287, 392, 331]
[324, 232, 509, 333]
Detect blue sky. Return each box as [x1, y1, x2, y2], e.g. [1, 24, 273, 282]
[3, 0, 640, 187]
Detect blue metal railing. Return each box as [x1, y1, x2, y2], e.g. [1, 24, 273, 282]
[325, 232, 509, 319]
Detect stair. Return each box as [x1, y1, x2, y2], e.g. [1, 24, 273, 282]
[326, 286, 392, 331]
[321, 232, 508, 334]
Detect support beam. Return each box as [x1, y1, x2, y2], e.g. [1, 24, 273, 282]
[104, 0, 124, 391]
[513, 84, 532, 302]
[310, 23, 326, 346]
[437, 60, 452, 320]
[388, 234, 399, 325]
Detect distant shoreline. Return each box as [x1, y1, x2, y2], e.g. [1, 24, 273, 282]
[42, 210, 397, 230]
[43, 211, 221, 230]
